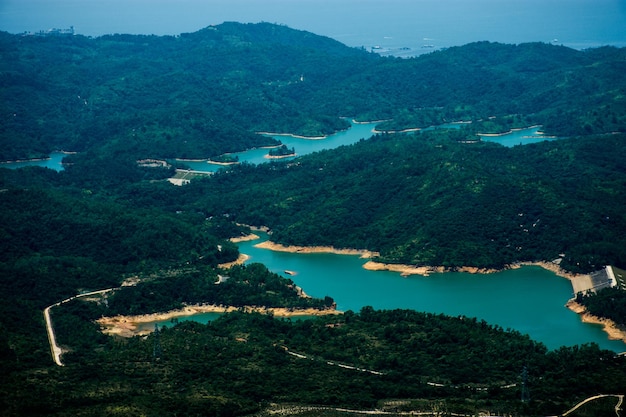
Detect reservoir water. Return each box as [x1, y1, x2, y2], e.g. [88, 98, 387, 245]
[1, 151, 67, 171]
[178, 121, 379, 173]
[0, 123, 553, 171]
[179, 122, 555, 173]
[235, 233, 625, 352]
[479, 126, 554, 147]
[150, 232, 624, 351]
[137, 124, 614, 351]
[5, 124, 613, 351]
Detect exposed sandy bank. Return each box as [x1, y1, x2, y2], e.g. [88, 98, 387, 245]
[372, 127, 421, 134]
[352, 118, 391, 124]
[256, 131, 327, 140]
[364, 259, 626, 345]
[514, 261, 584, 281]
[264, 153, 297, 159]
[566, 300, 626, 344]
[217, 253, 250, 269]
[477, 125, 542, 137]
[362, 261, 499, 276]
[207, 160, 239, 166]
[362, 259, 587, 280]
[229, 233, 260, 243]
[97, 304, 341, 337]
[254, 240, 379, 259]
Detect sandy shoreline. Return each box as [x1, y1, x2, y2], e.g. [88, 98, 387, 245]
[362, 259, 626, 344]
[97, 304, 341, 337]
[217, 253, 250, 269]
[220, 232, 625, 345]
[254, 240, 379, 259]
[1, 150, 75, 164]
[229, 233, 260, 243]
[565, 300, 626, 344]
[372, 127, 422, 134]
[513, 260, 580, 280]
[478, 125, 541, 137]
[352, 118, 391, 124]
[207, 160, 239, 166]
[264, 153, 297, 159]
[256, 131, 327, 140]
[1, 157, 50, 164]
[175, 157, 209, 162]
[362, 259, 581, 279]
[362, 261, 499, 276]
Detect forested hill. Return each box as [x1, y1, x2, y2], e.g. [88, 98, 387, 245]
[2, 22, 626, 161]
[2, 22, 626, 416]
[158, 129, 626, 273]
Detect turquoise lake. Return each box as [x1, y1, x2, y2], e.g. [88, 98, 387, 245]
[5, 124, 618, 352]
[479, 126, 554, 147]
[150, 231, 625, 353]
[235, 233, 625, 352]
[149, 124, 622, 353]
[179, 122, 555, 173]
[178, 121, 379, 173]
[1, 122, 554, 171]
[1, 151, 67, 171]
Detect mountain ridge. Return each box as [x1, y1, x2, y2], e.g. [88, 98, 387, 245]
[2, 22, 625, 161]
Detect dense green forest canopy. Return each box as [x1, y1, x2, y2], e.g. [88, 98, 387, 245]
[2, 22, 626, 417]
[4, 23, 623, 270]
[577, 284, 626, 327]
[1, 22, 625, 162]
[134, 129, 625, 273]
[4, 307, 626, 417]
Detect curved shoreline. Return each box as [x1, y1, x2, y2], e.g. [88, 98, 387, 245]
[97, 304, 341, 337]
[264, 153, 297, 159]
[477, 125, 542, 137]
[354, 258, 626, 344]
[256, 131, 327, 140]
[229, 233, 260, 243]
[565, 300, 626, 343]
[1, 150, 75, 164]
[217, 253, 250, 269]
[372, 127, 422, 134]
[362, 261, 499, 276]
[207, 160, 239, 166]
[352, 118, 391, 124]
[254, 240, 379, 259]
[236, 233, 624, 345]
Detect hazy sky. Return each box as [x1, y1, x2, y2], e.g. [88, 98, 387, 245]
[1, 0, 625, 52]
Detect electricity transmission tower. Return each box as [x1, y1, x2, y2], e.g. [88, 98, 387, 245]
[153, 324, 162, 361]
[521, 366, 530, 403]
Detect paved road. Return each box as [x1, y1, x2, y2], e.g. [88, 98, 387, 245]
[44, 288, 115, 366]
[558, 394, 624, 417]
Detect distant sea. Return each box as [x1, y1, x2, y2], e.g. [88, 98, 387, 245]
[1, 0, 625, 57]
